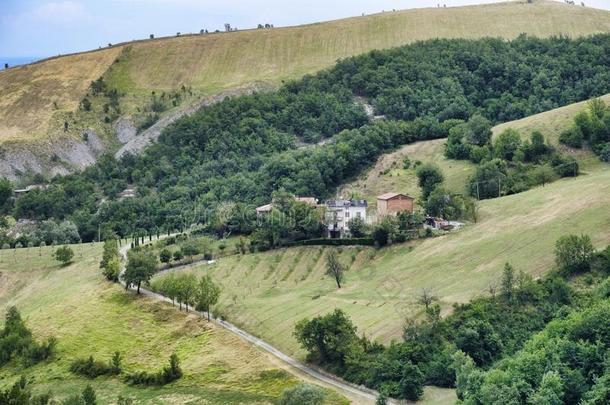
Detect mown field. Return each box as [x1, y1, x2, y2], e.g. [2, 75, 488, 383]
[1, 0, 610, 146]
[0, 243, 350, 404]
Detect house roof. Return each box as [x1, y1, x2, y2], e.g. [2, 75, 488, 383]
[325, 199, 368, 208]
[256, 196, 317, 213]
[295, 197, 318, 205]
[256, 203, 273, 212]
[377, 192, 414, 201]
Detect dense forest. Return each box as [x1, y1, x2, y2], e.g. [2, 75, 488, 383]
[5, 34, 610, 241]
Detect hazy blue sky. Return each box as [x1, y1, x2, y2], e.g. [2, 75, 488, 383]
[1, 0, 609, 58]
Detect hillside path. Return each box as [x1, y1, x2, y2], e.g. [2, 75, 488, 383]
[118, 241, 383, 404]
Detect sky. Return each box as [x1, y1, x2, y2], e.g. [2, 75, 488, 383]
[1, 0, 610, 58]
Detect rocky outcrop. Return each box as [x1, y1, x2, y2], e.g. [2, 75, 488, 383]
[115, 118, 137, 144]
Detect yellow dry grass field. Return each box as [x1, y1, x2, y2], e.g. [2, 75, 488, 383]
[0, 48, 122, 143]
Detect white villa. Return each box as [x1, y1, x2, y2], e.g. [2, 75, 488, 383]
[325, 199, 368, 238]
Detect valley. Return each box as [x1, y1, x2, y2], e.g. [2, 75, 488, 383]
[1, 1, 610, 403]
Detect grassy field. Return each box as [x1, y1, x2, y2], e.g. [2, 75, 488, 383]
[157, 167, 610, 359]
[338, 138, 476, 208]
[0, 48, 122, 143]
[0, 243, 352, 404]
[1, 0, 610, 147]
[493, 93, 610, 171]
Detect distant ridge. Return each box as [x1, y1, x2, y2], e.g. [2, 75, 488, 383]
[0, 0, 609, 179]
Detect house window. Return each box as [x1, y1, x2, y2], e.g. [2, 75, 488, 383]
[346, 211, 350, 218]
[356, 212, 362, 218]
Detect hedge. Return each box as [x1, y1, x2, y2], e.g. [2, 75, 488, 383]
[285, 238, 375, 247]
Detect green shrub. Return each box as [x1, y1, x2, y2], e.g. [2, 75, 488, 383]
[279, 383, 326, 405]
[53, 246, 74, 265]
[125, 354, 182, 386]
[559, 126, 584, 148]
[555, 234, 595, 275]
[70, 352, 121, 378]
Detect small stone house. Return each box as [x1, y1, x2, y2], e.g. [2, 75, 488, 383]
[376, 192, 414, 217]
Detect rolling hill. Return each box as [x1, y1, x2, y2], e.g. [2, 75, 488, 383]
[152, 97, 610, 357]
[0, 243, 353, 404]
[1, 0, 610, 179]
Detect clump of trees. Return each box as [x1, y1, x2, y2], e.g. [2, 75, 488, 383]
[560, 98, 610, 161]
[100, 238, 121, 281]
[250, 190, 325, 251]
[151, 272, 221, 318]
[416, 163, 444, 200]
[125, 353, 182, 386]
[70, 352, 122, 378]
[122, 249, 157, 293]
[446, 115, 578, 200]
[0, 307, 56, 367]
[0, 378, 99, 405]
[555, 233, 595, 275]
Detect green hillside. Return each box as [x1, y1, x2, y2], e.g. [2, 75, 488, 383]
[154, 166, 610, 356]
[0, 244, 351, 404]
[339, 94, 609, 207]
[1, 0, 610, 178]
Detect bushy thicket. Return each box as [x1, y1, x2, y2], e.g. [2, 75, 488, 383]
[560, 98, 610, 161]
[295, 237, 610, 401]
[0, 379, 102, 405]
[10, 35, 610, 240]
[124, 354, 182, 386]
[0, 307, 56, 367]
[70, 352, 121, 378]
[445, 114, 579, 199]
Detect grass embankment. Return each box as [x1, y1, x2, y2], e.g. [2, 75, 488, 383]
[492, 93, 610, 172]
[339, 95, 610, 205]
[159, 168, 610, 359]
[2, 0, 610, 146]
[0, 244, 348, 404]
[338, 138, 476, 206]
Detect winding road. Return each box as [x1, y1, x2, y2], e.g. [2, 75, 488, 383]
[118, 241, 384, 404]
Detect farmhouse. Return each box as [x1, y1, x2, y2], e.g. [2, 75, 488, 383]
[255, 196, 318, 218]
[325, 199, 368, 238]
[376, 192, 414, 217]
